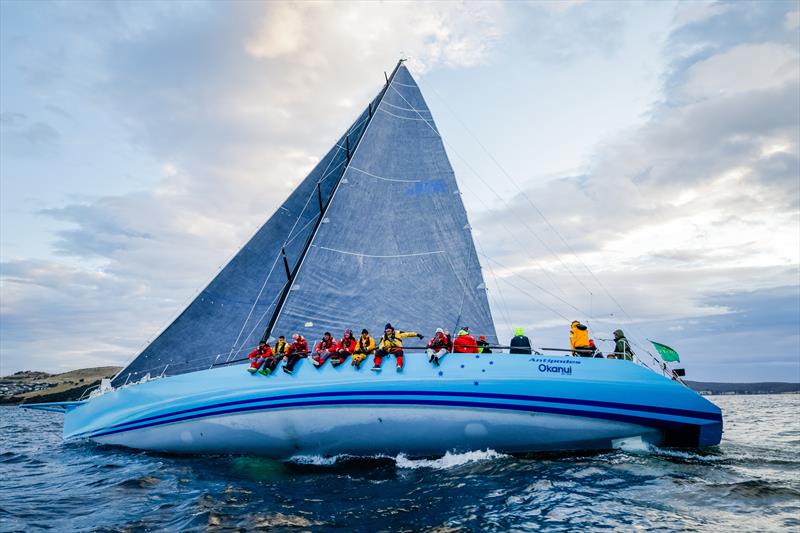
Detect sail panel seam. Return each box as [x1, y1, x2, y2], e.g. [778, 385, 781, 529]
[312, 245, 445, 259]
[349, 166, 421, 183]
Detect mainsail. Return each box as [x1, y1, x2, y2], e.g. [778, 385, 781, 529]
[112, 61, 495, 387]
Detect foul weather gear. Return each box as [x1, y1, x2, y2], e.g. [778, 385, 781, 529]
[612, 329, 634, 361]
[570, 321, 592, 356]
[283, 335, 309, 372]
[313, 334, 337, 367]
[452, 329, 479, 353]
[509, 328, 533, 355]
[477, 335, 492, 354]
[247, 344, 273, 373]
[332, 335, 357, 366]
[352, 334, 375, 368]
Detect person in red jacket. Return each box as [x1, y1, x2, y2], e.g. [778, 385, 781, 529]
[331, 328, 357, 367]
[426, 327, 451, 366]
[312, 331, 337, 368]
[282, 333, 309, 375]
[452, 328, 479, 353]
[247, 341, 273, 374]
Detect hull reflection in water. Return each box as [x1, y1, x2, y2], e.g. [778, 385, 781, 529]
[52, 355, 721, 458]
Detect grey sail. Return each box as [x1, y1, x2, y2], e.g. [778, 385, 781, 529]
[111, 95, 379, 387]
[113, 62, 495, 387]
[270, 64, 497, 344]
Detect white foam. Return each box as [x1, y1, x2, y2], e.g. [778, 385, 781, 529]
[394, 449, 508, 470]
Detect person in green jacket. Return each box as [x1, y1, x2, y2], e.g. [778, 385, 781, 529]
[611, 329, 634, 361]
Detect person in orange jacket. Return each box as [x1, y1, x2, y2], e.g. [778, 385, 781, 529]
[282, 334, 309, 375]
[247, 341, 273, 374]
[331, 329, 357, 367]
[312, 331, 337, 368]
[352, 329, 375, 369]
[452, 328, 479, 353]
[570, 320, 592, 357]
[426, 327, 451, 366]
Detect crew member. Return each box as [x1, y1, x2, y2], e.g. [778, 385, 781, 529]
[426, 327, 451, 366]
[331, 329, 357, 367]
[282, 334, 309, 375]
[352, 329, 375, 369]
[570, 320, 592, 357]
[247, 341, 273, 374]
[373, 323, 423, 372]
[509, 327, 532, 354]
[312, 332, 337, 367]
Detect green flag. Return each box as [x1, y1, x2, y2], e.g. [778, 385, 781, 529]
[651, 341, 680, 362]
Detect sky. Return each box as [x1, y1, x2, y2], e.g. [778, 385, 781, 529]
[1, 0, 798, 382]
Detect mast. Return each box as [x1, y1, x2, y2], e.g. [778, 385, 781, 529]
[260, 59, 406, 343]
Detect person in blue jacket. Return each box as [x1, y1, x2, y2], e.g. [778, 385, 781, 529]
[509, 327, 532, 354]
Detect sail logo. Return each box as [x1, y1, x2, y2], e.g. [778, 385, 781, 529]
[406, 180, 446, 195]
[537, 363, 573, 376]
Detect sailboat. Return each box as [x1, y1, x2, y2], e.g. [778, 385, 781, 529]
[23, 61, 722, 457]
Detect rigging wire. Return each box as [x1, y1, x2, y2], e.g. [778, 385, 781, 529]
[410, 78, 670, 371]
[387, 84, 593, 298]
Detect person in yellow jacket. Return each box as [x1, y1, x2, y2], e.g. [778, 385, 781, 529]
[372, 323, 423, 372]
[274, 335, 288, 357]
[351, 329, 375, 369]
[570, 320, 592, 356]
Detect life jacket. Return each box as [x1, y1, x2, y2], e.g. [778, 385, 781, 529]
[427, 333, 450, 351]
[453, 332, 478, 353]
[356, 336, 375, 353]
[274, 340, 288, 355]
[289, 337, 308, 354]
[316, 336, 336, 353]
[570, 322, 590, 349]
[378, 330, 417, 350]
[336, 336, 357, 353]
[249, 345, 272, 359]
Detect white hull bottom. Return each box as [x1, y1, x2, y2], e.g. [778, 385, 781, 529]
[93, 406, 661, 458]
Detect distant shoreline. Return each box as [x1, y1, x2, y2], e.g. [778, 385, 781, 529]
[1, 367, 797, 405]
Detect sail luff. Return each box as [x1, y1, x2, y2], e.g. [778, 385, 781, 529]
[260, 60, 407, 342]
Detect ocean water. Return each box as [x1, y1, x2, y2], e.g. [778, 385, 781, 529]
[1, 394, 798, 532]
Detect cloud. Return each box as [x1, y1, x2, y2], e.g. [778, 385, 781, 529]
[467, 1, 800, 377]
[0, 112, 60, 156]
[0, 1, 508, 374]
[682, 42, 800, 99]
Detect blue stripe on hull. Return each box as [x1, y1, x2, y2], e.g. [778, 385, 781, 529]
[81, 394, 719, 443]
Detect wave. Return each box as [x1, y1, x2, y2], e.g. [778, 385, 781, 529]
[287, 449, 509, 470]
[395, 449, 508, 470]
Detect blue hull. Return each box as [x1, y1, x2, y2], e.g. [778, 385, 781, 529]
[56, 355, 721, 458]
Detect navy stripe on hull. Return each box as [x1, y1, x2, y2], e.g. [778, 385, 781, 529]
[81, 396, 718, 442]
[88, 389, 721, 437]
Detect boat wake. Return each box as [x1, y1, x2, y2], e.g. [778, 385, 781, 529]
[288, 449, 509, 470]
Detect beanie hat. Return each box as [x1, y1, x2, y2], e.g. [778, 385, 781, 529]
[385, 323, 393, 330]
[361, 328, 369, 335]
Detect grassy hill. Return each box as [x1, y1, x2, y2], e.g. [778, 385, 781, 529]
[0, 367, 122, 405]
[685, 381, 799, 395]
